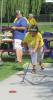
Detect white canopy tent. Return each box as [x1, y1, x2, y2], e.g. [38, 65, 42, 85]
[45, 0, 53, 2]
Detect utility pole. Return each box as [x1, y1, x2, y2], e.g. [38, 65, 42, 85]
[1, 0, 3, 31]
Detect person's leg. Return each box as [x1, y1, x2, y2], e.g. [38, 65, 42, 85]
[37, 47, 44, 70]
[16, 48, 23, 63]
[13, 39, 23, 68]
[29, 48, 37, 73]
[39, 62, 44, 70]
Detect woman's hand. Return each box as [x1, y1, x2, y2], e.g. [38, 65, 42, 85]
[32, 48, 36, 53]
[32, 41, 39, 53]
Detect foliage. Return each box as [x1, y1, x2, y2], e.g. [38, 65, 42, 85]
[0, 0, 45, 20]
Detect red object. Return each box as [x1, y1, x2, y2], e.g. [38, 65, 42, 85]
[9, 90, 17, 93]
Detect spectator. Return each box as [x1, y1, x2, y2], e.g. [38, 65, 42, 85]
[28, 13, 37, 28]
[11, 10, 28, 68]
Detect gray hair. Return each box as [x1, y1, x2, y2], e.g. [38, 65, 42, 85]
[29, 13, 33, 17]
[16, 10, 21, 14]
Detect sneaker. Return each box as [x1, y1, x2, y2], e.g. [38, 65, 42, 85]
[39, 63, 44, 70]
[41, 66, 44, 70]
[31, 68, 36, 73]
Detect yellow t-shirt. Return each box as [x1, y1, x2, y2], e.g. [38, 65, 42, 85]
[23, 32, 44, 48]
[28, 18, 37, 26]
[23, 17, 29, 25]
[14, 18, 18, 23]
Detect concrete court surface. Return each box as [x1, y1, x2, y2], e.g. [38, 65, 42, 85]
[0, 63, 53, 100]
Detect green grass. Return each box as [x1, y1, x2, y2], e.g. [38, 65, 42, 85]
[0, 62, 16, 80]
[0, 23, 12, 26]
[43, 57, 53, 63]
[39, 25, 53, 33]
[0, 55, 29, 80]
[0, 54, 53, 81]
[38, 22, 53, 32]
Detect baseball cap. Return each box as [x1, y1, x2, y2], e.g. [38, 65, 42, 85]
[28, 26, 38, 32]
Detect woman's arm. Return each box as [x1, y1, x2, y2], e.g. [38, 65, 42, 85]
[32, 40, 39, 53]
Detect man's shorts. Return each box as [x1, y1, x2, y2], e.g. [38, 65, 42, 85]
[13, 39, 22, 50]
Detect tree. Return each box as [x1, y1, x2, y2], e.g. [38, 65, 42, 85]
[0, 0, 45, 21]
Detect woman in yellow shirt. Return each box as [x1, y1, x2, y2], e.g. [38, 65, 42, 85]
[28, 13, 37, 28]
[23, 26, 44, 72]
